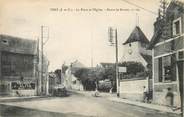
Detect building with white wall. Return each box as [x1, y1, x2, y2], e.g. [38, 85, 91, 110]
[121, 26, 152, 67]
[119, 26, 152, 101]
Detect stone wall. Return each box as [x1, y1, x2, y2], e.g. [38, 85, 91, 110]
[120, 78, 148, 101]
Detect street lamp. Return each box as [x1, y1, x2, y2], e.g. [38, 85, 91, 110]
[108, 27, 120, 97]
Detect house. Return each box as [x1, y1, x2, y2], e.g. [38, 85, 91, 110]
[0, 35, 38, 96]
[148, 1, 184, 107]
[64, 60, 85, 91]
[0, 34, 49, 96]
[121, 26, 152, 68]
[119, 26, 152, 101]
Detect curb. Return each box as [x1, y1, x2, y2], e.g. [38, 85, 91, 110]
[72, 90, 181, 117]
[108, 97, 181, 117]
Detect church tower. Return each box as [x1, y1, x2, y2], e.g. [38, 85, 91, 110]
[121, 26, 152, 67]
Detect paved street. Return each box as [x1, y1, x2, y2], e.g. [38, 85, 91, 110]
[0, 92, 180, 117]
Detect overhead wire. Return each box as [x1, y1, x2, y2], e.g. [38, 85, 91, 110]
[120, 0, 158, 15]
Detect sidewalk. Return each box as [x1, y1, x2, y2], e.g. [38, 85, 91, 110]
[108, 96, 181, 115]
[74, 90, 181, 115]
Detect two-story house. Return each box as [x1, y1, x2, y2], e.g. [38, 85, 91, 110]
[148, 1, 184, 107]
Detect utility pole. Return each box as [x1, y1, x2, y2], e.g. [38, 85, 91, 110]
[108, 27, 119, 97]
[115, 29, 119, 97]
[41, 26, 44, 95]
[40, 26, 49, 95]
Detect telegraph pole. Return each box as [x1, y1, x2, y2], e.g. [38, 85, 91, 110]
[40, 26, 49, 95]
[108, 27, 119, 97]
[115, 29, 119, 97]
[41, 26, 44, 95]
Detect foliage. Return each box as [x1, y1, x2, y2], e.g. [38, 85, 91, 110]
[119, 61, 145, 76]
[73, 61, 147, 90]
[102, 61, 146, 80]
[103, 67, 115, 81]
[73, 67, 104, 81]
[73, 67, 105, 90]
[73, 68, 89, 81]
[54, 69, 61, 83]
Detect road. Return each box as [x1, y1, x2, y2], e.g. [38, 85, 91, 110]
[0, 92, 179, 117]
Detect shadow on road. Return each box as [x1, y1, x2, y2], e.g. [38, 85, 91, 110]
[0, 104, 90, 117]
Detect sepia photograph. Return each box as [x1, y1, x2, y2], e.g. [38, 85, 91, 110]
[0, 0, 184, 117]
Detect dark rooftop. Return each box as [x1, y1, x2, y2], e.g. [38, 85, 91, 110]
[123, 26, 149, 45]
[0, 34, 37, 55]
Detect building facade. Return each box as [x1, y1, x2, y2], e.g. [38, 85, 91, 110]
[121, 26, 152, 67]
[0, 34, 49, 96]
[0, 35, 38, 96]
[149, 1, 184, 107]
[119, 26, 152, 101]
[64, 60, 84, 91]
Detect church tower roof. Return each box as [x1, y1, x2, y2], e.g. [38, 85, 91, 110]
[123, 26, 149, 45]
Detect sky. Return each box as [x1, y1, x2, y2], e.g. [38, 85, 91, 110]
[0, 0, 160, 71]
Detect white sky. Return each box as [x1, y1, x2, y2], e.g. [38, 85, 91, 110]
[0, 0, 160, 71]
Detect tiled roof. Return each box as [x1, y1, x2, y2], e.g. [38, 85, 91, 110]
[0, 34, 37, 55]
[123, 26, 149, 45]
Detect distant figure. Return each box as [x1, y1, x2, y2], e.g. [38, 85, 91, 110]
[109, 87, 113, 94]
[94, 88, 100, 97]
[165, 87, 174, 108]
[143, 86, 148, 103]
[16, 91, 21, 97]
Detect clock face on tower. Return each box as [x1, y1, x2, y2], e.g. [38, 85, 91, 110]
[128, 49, 132, 55]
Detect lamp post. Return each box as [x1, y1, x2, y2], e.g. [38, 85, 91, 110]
[108, 27, 119, 97]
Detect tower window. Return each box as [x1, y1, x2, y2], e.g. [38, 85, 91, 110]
[129, 43, 131, 47]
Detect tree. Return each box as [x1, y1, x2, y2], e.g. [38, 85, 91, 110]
[102, 66, 116, 92]
[73, 68, 89, 81]
[119, 61, 146, 79]
[119, 61, 145, 74]
[73, 67, 105, 90]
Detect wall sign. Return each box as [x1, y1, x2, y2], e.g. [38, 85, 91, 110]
[11, 82, 35, 90]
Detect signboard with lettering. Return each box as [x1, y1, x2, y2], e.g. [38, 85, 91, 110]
[11, 82, 35, 90]
[118, 67, 127, 73]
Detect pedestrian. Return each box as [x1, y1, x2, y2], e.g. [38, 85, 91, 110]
[143, 86, 148, 103]
[109, 87, 113, 94]
[94, 88, 100, 97]
[165, 87, 174, 109]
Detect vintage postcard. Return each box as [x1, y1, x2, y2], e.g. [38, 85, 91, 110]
[0, 0, 184, 117]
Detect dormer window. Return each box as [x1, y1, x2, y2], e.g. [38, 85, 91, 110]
[173, 17, 181, 36]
